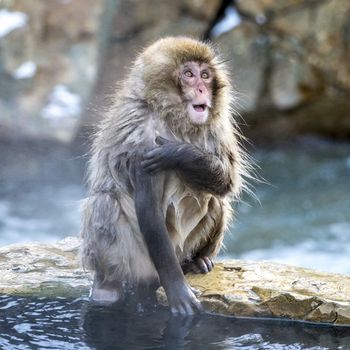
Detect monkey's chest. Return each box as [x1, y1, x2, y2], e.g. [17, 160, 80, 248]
[162, 174, 212, 250]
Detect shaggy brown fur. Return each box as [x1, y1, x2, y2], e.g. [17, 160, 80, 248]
[81, 37, 249, 301]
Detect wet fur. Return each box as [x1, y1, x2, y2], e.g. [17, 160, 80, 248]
[81, 37, 248, 288]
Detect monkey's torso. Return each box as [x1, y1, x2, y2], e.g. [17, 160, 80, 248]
[81, 109, 233, 285]
[81, 37, 248, 313]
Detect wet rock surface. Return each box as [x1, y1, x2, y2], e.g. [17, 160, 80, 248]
[0, 237, 89, 298]
[0, 237, 349, 326]
[187, 261, 350, 325]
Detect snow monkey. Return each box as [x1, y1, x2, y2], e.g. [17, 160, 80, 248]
[81, 37, 248, 314]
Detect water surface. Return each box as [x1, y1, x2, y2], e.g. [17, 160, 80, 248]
[1, 295, 349, 349]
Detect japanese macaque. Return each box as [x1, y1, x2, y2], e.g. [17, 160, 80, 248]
[81, 37, 249, 314]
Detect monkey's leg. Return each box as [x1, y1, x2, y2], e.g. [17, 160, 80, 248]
[181, 234, 222, 274]
[142, 137, 232, 196]
[134, 165, 202, 315]
[182, 198, 226, 275]
[81, 194, 126, 304]
[184, 231, 223, 275]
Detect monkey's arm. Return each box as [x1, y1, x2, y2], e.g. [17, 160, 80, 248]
[134, 164, 202, 314]
[142, 137, 232, 196]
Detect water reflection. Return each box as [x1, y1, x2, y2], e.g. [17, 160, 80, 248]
[1, 295, 349, 349]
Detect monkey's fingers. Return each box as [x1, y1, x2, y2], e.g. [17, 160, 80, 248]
[141, 158, 158, 168]
[196, 258, 209, 274]
[190, 297, 203, 313]
[170, 297, 202, 315]
[143, 148, 163, 160]
[141, 160, 163, 174]
[172, 303, 194, 315]
[202, 256, 214, 271]
[194, 256, 214, 274]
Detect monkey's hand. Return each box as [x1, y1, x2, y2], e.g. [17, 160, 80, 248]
[141, 136, 196, 174]
[165, 280, 203, 315]
[142, 136, 231, 196]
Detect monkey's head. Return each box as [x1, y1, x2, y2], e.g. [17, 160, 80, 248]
[131, 37, 231, 132]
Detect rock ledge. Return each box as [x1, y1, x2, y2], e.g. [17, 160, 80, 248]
[0, 237, 349, 326]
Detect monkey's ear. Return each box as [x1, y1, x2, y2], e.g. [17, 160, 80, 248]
[155, 136, 170, 145]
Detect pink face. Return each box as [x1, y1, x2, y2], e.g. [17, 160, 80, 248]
[180, 62, 213, 125]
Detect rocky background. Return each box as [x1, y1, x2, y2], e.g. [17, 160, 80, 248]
[0, 0, 349, 144]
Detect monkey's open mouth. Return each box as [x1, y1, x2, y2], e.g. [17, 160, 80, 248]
[188, 103, 209, 124]
[193, 104, 207, 113]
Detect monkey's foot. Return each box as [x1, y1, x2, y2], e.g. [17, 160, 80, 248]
[181, 256, 214, 274]
[90, 281, 124, 305]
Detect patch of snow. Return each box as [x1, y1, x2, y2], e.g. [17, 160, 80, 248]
[211, 6, 241, 38]
[0, 9, 27, 38]
[13, 61, 37, 79]
[41, 85, 82, 120]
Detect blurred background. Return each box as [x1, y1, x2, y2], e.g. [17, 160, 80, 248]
[0, 0, 349, 274]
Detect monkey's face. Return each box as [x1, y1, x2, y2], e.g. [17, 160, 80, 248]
[179, 62, 213, 125]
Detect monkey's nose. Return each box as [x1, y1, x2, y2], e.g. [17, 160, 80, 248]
[197, 83, 207, 94]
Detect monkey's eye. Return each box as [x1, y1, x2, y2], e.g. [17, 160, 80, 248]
[184, 70, 194, 78]
[201, 71, 210, 79]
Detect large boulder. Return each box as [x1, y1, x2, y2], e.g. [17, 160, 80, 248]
[216, 0, 350, 139]
[0, 0, 103, 142]
[0, 237, 349, 326]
